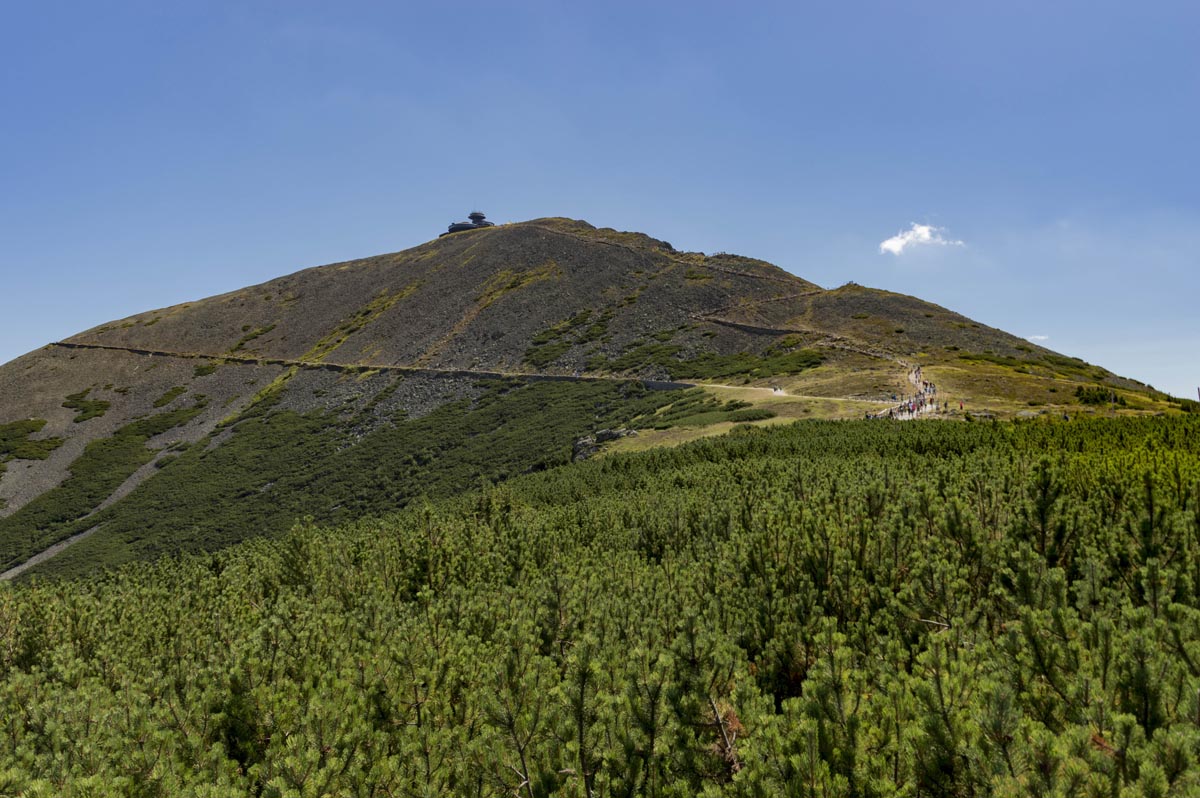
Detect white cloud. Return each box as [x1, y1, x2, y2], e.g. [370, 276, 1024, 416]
[1027, 334, 1050, 342]
[879, 223, 964, 255]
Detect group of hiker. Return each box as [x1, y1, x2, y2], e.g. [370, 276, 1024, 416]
[868, 365, 961, 420]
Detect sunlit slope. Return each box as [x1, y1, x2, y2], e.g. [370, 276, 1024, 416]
[65, 218, 816, 373]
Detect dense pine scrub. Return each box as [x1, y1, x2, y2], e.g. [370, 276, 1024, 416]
[587, 342, 824, 381]
[2, 416, 1199, 795]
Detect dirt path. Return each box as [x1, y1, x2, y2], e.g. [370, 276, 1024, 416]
[696, 382, 887, 404]
[51, 340, 900, 402]
[871, 365, 940, 420]
[49, 341, 693, 390]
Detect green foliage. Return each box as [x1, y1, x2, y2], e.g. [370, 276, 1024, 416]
[1076, 385, 1126, 406]
[1, 416, 1199, 795]
[192, 362, 218, 377]
[590, 342, 823, 381]
[727, 408, 775, 422]
[523, 340, 572, 368]
[152, 386, 187, 407]
[588, 342, 681, 373]
[61, 389, 110, 422]
[478, 260, 562, 308]
[1041, 352, 1101, 379]
[0, 419, 62, 478]
[303, 286, 419, 361]
[524, 309, 613, 368]
[229, 323, 276, 353]
[1041, 353, 1087, 369]
[0, 400, 207, 570]
[957, 351, 1029, 369]
[633, 390, 776, 428]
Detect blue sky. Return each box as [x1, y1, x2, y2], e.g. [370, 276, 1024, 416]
[2, 1, 1196, 397]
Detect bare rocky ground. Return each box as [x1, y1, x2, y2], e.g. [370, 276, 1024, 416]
[0, 347, 283, 515]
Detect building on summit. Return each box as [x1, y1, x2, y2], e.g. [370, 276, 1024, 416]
[442, 211, 495, 236]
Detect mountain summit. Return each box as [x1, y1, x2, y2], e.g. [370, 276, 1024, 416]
[0, 217, 1173, 579]
[62, 216, 822, 375]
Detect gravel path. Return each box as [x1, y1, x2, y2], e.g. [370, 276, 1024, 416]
[49, 341, 694, 390]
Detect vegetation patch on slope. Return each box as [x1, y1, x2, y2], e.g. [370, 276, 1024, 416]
[590, 337, 823, 381]
[228, 323, 276, 353]
[152, 386, 187, 408]
[1076, 384, 1127, 406]
[523, 309, 614, 368]
[303, 284, 422, 362]
[633, 389, 776, 428]
[477, 259, 563, 309]
[0, 420, 62, 478]
[61, 389, 110, 423]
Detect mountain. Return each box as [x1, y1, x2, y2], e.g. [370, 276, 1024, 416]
[0, 217, 1182, 579]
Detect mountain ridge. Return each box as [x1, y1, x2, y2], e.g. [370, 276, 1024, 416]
[62, 218, 820, 375]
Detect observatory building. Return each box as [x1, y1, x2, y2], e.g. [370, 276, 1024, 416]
[442, 211, 496, 236]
